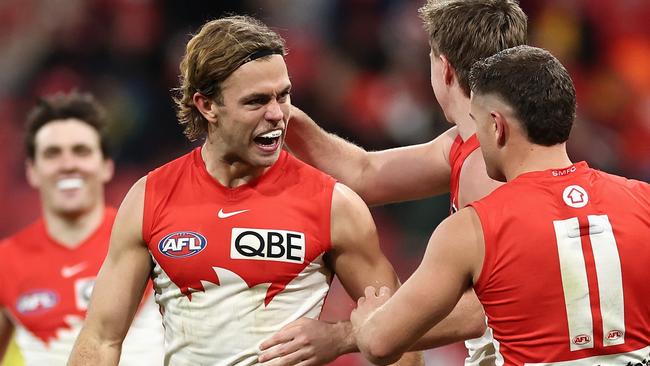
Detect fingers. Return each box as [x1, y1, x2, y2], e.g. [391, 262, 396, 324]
[260, 329, 295, 351]
[259, 343, 304, 365]
[364, 285, 377, 298]
[260, 318, 310, 350]
[362, 285, 392, 299]
[258, 336, 320, 366]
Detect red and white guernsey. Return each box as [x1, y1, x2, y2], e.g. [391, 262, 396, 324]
[142, 148, 336, 365]
[448, 133, 480, 214]
[448, 132, 496, 366]
[0, 208, 164, 366]
[470, 162, 650, 365]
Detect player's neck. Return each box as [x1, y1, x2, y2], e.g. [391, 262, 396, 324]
[43, 203, 106, 248]
[201, 141, 269, 188]
[503, 143, 573, 181]
[448, 94, 475, 141]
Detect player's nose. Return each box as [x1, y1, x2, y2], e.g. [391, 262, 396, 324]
[264, 100, 284, 123]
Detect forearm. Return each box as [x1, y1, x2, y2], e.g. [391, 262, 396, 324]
[330, 321, 422, 366]
[411, 289, 486, 350]
[329, 320, 358, 355]
[67, 332, 121, 366]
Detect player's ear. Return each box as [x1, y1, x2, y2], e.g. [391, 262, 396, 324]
[491, 111, 508, 148]
[193, 92, 218, 124]
[101, 158, 115, 183]
[440, 54, 455, 86]
[25, 159, 39, 188]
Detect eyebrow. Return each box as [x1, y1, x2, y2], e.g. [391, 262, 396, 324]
[469, 113, 475, 120]
[239, 85, 291, 103]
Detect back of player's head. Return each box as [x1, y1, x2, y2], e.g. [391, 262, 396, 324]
[469, 45, 576, 146]
[419, 0, 527, 96]
[25, 91, 110, 160]
[174, 15, 287, 141]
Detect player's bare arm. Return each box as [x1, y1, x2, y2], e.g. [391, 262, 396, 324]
[412, 288, 486, 349]
[351, 208, 484, 365]
[0, 310, 14, 359]
[67, 177, 152, 366]
[259, 183, 422, 366]
[287, 106, 456, 205]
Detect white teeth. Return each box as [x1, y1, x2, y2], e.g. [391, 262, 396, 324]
[57, 178, 84, 190]
[259, 130, 282, 139]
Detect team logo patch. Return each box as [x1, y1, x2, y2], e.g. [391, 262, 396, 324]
[562, 185, 588, 208]
[16, 290, 59, 314]
[572, 334, 591, 345]
[607, 329, 624, 340]
[230, 228, 305, 264]
[159, 231, 208, 258]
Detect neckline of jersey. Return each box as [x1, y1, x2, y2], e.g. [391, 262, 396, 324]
[511, 161, 590, 182]
[191, 146, 288, 195]
[39, 207, 114, 252]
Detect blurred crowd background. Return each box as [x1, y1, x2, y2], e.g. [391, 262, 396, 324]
[1, 0, 648, 365]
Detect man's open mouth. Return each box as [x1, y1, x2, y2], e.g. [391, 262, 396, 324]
[254, 129, 283, 148]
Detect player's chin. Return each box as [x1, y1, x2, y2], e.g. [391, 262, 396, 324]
[252, 145, 282, 166]
[53, 202, 90, 217]
[255, 154, 280, 168]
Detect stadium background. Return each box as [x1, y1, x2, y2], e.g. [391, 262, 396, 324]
[0, 0, 648, 365]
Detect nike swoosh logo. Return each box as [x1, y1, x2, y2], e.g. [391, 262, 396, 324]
[218, 209, 250, 219]
[61, 262, 87, 278]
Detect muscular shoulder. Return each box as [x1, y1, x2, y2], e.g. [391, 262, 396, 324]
[114, 176, 148, 244]
[428, 207, 484, 284]
[330, 183, 377, 252]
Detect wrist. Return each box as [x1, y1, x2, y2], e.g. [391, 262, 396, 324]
[333, 321, 358, 355]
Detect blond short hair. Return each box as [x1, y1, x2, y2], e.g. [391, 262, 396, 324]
[419, 0, 527, 96]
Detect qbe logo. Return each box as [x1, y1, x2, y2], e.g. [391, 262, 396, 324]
[74, 277, 95, 311]
[158, 231, 208, 258]
[230, 228, 305, 264]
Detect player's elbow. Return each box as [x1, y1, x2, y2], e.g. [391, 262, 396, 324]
[358, 334, 403, 365]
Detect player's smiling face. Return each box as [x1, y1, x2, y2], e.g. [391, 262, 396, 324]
[210, 54, 291, 168]
[26, 119, 114, 218]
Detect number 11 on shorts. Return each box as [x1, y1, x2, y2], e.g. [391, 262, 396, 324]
[553, 215, 625, 352]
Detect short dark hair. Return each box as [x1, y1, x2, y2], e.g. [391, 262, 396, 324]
[469, 45, 576, 146]
[25, 91, 111, 159]
[419, 0, 527, 96]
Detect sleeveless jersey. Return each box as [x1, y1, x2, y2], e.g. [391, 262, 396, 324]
[470, 162, 650, 365]
[142, 148, 336, 366]
[448, 132, 496, 366]
[449, 133, 480, 213]
[0, 208, 164, 366]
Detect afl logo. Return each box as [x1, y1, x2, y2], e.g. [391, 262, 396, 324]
[158, 231, 207, 258]
[573, 334, 591, 345]
[16, 290, 59, 314]
[607, 330, 624, 340]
